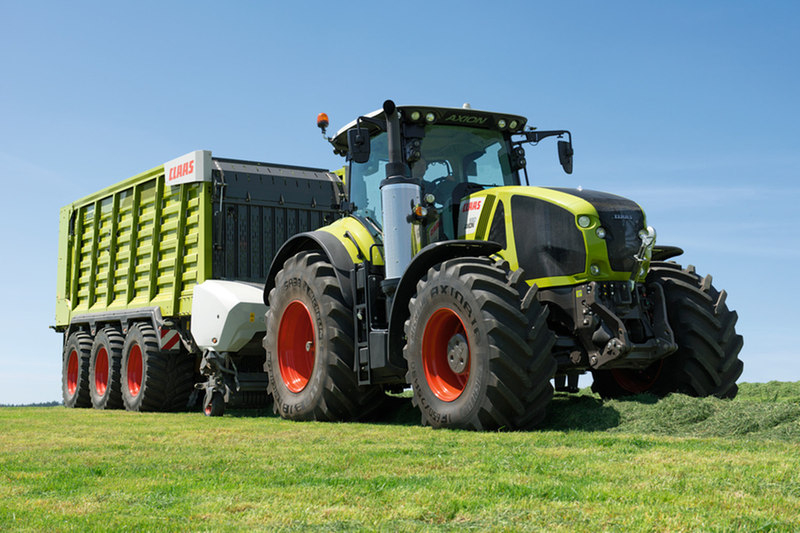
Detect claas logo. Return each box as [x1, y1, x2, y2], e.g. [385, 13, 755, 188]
[168, 160, 195, 182]
[461, 200, 483, 213]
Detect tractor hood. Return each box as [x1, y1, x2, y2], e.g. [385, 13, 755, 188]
[454, 186, 650, 288]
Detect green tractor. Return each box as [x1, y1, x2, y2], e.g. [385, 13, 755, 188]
[261, 100, 743, 430]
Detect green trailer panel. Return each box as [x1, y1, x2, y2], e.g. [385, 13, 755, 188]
[55, 152, 343, 331]
[55, 164, 211, 328]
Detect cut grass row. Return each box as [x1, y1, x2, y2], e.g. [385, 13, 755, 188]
[1, 382, 798, 531]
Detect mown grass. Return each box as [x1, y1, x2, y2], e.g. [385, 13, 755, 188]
[1, 382, 799, 531]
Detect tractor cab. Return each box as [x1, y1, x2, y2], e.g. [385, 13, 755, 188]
[330, 105, 570, 243]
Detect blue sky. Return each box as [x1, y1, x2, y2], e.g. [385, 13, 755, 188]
[0, 1, 797, 403]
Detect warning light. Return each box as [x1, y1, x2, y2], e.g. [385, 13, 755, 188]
[317, 113, 329, 136]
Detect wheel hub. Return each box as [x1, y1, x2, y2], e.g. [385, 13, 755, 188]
[447, 334, 469, 374]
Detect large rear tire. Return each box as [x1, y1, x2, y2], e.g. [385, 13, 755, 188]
[263, 250, 383, 421]
[89, 327, 124, 410]
[121, 323, 195, 412]
[403, 257, 556, 430]
[592, 262, 743, 399]
[62, 331, 92, 408]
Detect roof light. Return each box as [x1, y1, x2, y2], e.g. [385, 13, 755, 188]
[497, 119, 507, 129]
[410, 111, 421, 121]
[425, 113, 435, 123]
[509, 120, 519, 130]
[316, 113, 329, 136]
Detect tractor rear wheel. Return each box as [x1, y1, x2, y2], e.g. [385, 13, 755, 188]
[121, 323, 195, 412]
[592, 262, 743, 399]
[62, 331, 92, 408]
[263, 250, 383, 421]
[89, 327, 124, 409]
[403, 257, 556, 430]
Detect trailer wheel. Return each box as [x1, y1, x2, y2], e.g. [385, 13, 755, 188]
[592, 262, 743, 399]
[203, 391, 225, 417]
[121, 323, 195, 412]
[403, 258, 557, 430]
[62, 331, 92, 408]
[264, 250, 382, 421]
[89, 327, 124, 409]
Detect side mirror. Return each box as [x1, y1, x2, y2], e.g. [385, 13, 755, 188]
[347, 127, 371, 164]
[558, 140, 573, 174]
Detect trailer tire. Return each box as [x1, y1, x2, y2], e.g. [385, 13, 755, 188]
[89, 327, 124, 409]
[121, 323, 195, 412]
[592, 262, 743, 399]
[203, 391, 225, 417]
[403, 257, 557, 430]
[62, 331, 92, 408]
[263, 250, 382, 421]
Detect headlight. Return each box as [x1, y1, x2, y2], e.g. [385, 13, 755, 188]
[577, 215, 591, 228]
[638, 226, 656, 246]
[590, 264, 601, 276]
[596, 227, 607, 239]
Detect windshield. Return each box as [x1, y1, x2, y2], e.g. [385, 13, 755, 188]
[411, 125, 517, 196]
[348, 126, 517, 229]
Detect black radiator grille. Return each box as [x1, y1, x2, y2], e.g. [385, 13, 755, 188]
[510, 195, 586, 279]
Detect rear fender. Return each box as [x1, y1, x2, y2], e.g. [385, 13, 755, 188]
[264, 231, 355, 307]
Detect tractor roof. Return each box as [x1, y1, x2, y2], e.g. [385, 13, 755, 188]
[330, 105, 528, 156]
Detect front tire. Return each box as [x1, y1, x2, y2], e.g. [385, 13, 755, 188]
[263, 250, 382, 421]
[403, 257, 556, 430]
[592, 262, 743, 398]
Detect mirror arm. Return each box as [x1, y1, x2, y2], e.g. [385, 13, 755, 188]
[517, 129, 571, 144]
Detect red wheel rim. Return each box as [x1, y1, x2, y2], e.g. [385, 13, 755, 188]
[67, 349, 79, 396]
[127, 345, 143, 397]
[95, 347, 109, 396]
[422, 308, 471, 402]
[611, 361, 663, 394]
[277, 300, 315, 393]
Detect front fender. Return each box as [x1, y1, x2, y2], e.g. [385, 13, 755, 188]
[386, 240, 503, 367]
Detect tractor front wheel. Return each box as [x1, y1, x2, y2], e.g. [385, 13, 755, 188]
[592, 262, 743, 399]
[404, 257, 556, 430]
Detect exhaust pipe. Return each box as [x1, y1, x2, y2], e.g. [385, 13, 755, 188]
[380, 100, 420, 295]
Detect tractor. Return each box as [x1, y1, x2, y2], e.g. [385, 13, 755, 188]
[261, 100, 743, 430]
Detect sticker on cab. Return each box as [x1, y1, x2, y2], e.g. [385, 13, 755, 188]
[458, 197, 484, 238]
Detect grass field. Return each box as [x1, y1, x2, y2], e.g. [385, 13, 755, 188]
[1, 382, 799, 532]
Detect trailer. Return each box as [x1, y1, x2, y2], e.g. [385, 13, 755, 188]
[55, 150, 342, 414]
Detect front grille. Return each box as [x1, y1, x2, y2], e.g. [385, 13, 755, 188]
[549, 188, 644, 274]
[599, 209, 645, 272]
[511, 195, 586, 279]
